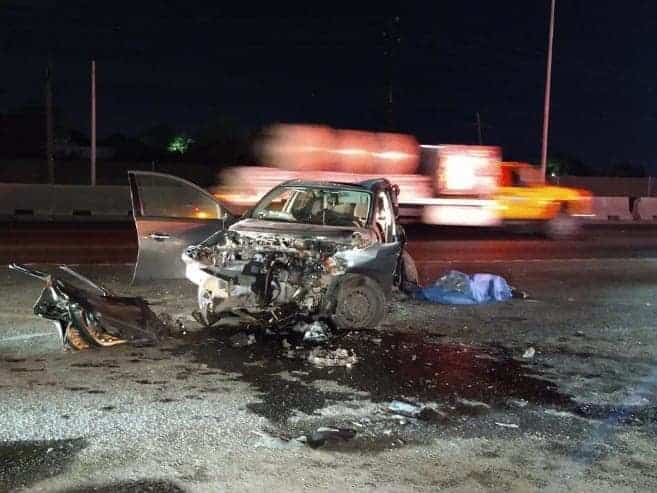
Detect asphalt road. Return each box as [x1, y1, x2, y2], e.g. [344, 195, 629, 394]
[2, 258, 657, 491]
[1, 221, 656, 267]
[2, 221, 657, 491]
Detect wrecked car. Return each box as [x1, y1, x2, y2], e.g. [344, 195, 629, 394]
[128, 172, 417, 330]
[8, 264, 166, 350]
[183, 179, 416, 330]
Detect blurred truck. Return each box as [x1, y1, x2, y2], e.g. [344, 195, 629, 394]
[496, 161, 593, 238]
[210, 125, 591, 237]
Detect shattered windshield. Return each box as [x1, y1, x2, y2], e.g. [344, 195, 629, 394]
[251, 186, 371, 227]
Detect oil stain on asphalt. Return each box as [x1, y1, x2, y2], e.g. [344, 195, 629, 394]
[0, 437, 87, 491]
[172, 329, 575, 424]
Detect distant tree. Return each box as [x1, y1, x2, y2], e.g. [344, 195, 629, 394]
[167, 134, 194, 154]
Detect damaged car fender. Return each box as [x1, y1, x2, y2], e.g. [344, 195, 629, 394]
[333, 242, 402, 295]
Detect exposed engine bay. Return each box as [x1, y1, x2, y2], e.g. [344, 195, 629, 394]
[183, 227, 398, 330]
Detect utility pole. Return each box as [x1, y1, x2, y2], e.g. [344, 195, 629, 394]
[475, 112, 483, 145]
[540, 0, 556, 182]
[383, 16, 401, 131]
[45, 57, 55, 183]
[91, 60, 96, 186]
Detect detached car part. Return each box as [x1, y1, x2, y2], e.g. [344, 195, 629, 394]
[9, 264, 166, 350]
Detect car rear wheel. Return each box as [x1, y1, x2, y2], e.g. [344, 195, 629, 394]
[332, 274, 385, 330]
[397, 249, 419, 294]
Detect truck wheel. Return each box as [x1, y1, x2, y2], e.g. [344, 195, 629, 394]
[545, 208, 580, 240]
[333, 274, 385, 330]
[398, 250, 419, 294]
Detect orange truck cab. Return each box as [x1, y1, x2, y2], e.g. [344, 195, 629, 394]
[495, 162, 592, 238]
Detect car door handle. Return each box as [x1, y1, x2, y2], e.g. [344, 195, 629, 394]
[148, 232, 172, 241]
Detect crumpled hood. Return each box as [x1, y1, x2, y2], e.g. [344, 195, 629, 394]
[229, 218, 368, 245]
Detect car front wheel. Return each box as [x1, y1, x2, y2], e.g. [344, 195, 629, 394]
[332, 274, 386, 330]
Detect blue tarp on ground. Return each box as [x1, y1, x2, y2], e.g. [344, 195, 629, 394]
[413, 270, 513, 305]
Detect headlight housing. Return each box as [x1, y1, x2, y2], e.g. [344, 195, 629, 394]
[351, 230, 378, 249]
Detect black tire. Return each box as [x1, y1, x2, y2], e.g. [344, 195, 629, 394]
[398, 249, 419, 294]
[332, 274, 386, 330]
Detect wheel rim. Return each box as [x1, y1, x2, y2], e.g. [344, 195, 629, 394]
[338, 285, 375, 326]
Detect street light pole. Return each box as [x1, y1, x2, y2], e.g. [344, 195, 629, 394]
[45, 57, 55, 184]
[91, 60, 96, 186]
[540, 0, 556, 182]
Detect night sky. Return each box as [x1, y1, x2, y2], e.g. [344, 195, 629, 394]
[2, 1, 656, 170]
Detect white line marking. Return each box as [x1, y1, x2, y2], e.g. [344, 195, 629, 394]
[0, 332, 55, 344]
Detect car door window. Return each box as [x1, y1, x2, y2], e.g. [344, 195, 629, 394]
[133, 173, 224, 219]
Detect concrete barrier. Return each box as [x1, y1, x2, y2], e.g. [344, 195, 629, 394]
[633, 197, 657, 221]
[0, 183, 55, 218]
[51, 186, 131, 218]
[0, 184, 132, 221]
[590, 197, 633, 221]
[2, 183, 655, 224]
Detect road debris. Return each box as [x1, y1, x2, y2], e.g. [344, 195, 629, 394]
[229, 332, 257, 348]
[509, 399, 529, 408]
[292, 320, 331, 344]
[387, 400, 442, 420]
[158, 313, 188, 337]
[307, 347, 358, 368]
[304, 427, 356, 448]
[253, 427, 355, 449]
[388, 400, 423, 418]
[495, 422, 520, 429]
[522, 347, 536, 359]
[9, 263, 165, 351]
[457, 398, 491, 410]
[252, 431, 304, 450]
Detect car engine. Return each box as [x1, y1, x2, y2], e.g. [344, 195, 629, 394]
[184, 230, 364, 325]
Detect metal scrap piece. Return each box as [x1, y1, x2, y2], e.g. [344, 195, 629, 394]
[9, 263, 166, 351]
